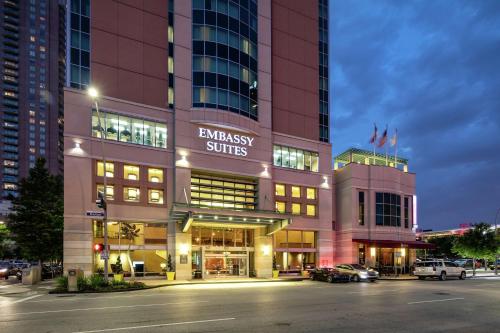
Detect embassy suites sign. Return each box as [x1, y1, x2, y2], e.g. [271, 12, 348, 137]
[198, 127, 255, 157]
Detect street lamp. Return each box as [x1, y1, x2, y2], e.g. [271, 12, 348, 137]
[88, 86, 110, 282]
[494, 208, 500, 276]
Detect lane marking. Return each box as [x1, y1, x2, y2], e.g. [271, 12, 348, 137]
[71, 318, 236, 333]
[408, 297, 464, 305]
[26, 292, 199, 303]
[0, 294, 42, 305]
[1, 300, 208, 316]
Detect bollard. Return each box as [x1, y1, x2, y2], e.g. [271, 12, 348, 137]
[68, 269, 78, 292]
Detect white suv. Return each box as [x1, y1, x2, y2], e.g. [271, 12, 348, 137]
[414, 260, 466, 281]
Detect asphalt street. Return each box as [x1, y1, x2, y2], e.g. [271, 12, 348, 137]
[0, 278, 499, 333]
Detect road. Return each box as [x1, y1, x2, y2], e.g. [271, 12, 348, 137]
[1, 278, 499, 333]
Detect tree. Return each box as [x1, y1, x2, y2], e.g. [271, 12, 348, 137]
[427, 235, 457, 259]
[121, 223, 140, 278]
[452, 223, 498, 276]
[0, 223, 19, 258]
[6, 158, 63, 263]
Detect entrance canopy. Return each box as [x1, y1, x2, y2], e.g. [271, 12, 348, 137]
[353, 238, 435, 249]
[169, 203, 292, 235]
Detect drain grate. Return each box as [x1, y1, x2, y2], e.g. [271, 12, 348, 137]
[433, 292, 450, 295]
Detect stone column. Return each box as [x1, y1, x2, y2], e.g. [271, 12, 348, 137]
[254, 228, 272, 278]
[174, 227, 192, 280]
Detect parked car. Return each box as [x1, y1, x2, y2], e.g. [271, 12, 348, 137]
[0, 261, 11, 280]
[309, 268, 350, 283]
[335, 264, 379, 282]
[454, 259, 481, 269]
[488, 260, 500, 271]
[414, 260, 466, 280]
[41, 264, 62, 279]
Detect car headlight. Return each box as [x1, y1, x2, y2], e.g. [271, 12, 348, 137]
[0, 268, 7, 273]
[360, 272, 368, 277]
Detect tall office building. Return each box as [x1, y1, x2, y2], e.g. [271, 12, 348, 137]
[0, 0, 65, 208]
[64, 0, 335, 277]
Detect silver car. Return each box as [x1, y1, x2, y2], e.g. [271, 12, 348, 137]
[335, 264, 379, 282]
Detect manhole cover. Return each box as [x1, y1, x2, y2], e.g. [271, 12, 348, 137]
[275, 323, 291, 327]
[434, 292, 450, 295]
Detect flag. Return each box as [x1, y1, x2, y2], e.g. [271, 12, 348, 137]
[377, 126, 388, 148]
[369, 123, 378, 144]
[390, 129, 398, 146]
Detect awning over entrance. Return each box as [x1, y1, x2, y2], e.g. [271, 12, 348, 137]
[169, 203, 292, 235]
[353, 239, 435, 249]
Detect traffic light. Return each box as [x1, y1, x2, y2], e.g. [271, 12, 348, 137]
[96, 191, 107, 209]
[93, 243, 104, 252]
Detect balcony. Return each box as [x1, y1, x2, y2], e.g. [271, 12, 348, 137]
[334, 148, 409, 172]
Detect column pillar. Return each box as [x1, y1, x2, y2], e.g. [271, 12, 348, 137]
[254, 228, 272, 278]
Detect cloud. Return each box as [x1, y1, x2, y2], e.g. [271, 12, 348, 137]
[330, 0, 500, 229]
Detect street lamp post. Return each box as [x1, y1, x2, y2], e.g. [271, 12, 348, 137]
[494, 208, 500, 276]
[88, 87, 109, 282]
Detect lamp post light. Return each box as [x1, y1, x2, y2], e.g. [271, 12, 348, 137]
[494, 208, 500, 276]
[88, 87, 109, 282]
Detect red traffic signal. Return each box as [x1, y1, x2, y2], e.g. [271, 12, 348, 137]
[93, 243, 104, 252]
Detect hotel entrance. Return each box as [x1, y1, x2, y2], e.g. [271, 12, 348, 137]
[204, 251, 249, 278]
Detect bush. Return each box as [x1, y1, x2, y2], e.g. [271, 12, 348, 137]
[77, 275, 89, 291]
[89, 273, 109, 289]
[55, 276, 68, 290]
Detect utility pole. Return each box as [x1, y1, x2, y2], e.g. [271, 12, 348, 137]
[89, 87, 109, 282]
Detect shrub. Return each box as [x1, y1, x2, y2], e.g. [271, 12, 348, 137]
[89, 273, 109, 290]
[55, 276, 68, 290]
[77, 275, 89, 291]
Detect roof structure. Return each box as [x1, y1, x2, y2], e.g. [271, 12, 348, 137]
[334, 148, 408, 167]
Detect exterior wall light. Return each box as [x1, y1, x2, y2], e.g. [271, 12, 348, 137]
[262, 245, 271, 256]
[179, 243, 189, 256]
[321, 175, 329, 189]
[370, 247, 376, 257]
[401, 248, 406, 257]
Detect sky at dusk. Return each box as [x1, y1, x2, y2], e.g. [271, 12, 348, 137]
[329, 0, 500, 230]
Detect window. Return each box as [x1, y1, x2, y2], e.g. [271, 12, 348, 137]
[291, 186, 301, 198]
[358, 191, 365, 225]
[148, 189, 164, 204]
[191, 174, 257, 210]
[124, 165, 139, 180]
[273, 145, 319, 172]
[123, 187, 140, 202]
[306, 188, 316, 200]
[292, 203, 301, 215]
[92, 110, 167, 148]
[306, 204, 316, 217]
[275, 184, 285, 197]
[97, 161, 114, 177]
[375, 192, 401, 227]
[275, 201, 286, 213]
[404, 197, 410, 228]
[97, 185, 114, 200]
[148, 168, 164, 183]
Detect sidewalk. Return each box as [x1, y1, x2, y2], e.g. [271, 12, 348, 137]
[466, 270, 500, 278]
[130, 276, 307, 287]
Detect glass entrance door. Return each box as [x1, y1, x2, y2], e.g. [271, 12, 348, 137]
[204, 252, 248, 278]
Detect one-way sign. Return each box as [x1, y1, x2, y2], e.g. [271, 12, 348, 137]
[86, 210, 105, 217]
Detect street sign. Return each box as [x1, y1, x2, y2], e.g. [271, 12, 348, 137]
[86, 210, 104, 217]
[100, 251, 109, 260]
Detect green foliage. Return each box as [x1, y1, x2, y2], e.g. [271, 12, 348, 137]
[427, 235, 457, 258]
[452, 223, 498, 261]
[0, 223, 19, 258]
[77, 275, 89, 291]
[55, 276, 68, 290]
[111, 256, 123, 274]
[167, 254, 174, 272]
[88, 274, 108, 289]
[6, 158, 63, 262]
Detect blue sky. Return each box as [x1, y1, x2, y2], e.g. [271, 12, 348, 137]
[329, 0, 500, 230]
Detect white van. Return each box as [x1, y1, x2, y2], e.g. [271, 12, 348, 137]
[414, 259, 466, 281]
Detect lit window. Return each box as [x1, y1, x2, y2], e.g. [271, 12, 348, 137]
[124, 165, 139, 180]
[275, 184, 285, 196]
[275, 201, 286, 213]
[292, 203, 301, 215]
[306, 188, 316, 200]
[148, 189, 164, 204]
[123, 187, 140, 202]
[97, 161, 114, 178]
[306, 205, 316, 217]
[97, 185, 114, 200]
[291, 186, 301, 198]
[148, 168, 163, 183]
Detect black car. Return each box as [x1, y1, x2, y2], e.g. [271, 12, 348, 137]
[309, 268, 350, 283]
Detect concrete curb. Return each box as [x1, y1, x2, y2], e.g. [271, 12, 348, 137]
[141, 277, 307, 288]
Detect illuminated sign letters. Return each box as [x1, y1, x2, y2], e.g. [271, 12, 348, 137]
[198, 127, 254, 157]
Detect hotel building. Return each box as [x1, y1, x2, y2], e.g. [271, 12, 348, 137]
[64, 0, 334, 278]
[63, 0, 425, 278]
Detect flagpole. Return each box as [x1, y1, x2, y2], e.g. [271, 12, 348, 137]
[394, 141, 398, 169]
